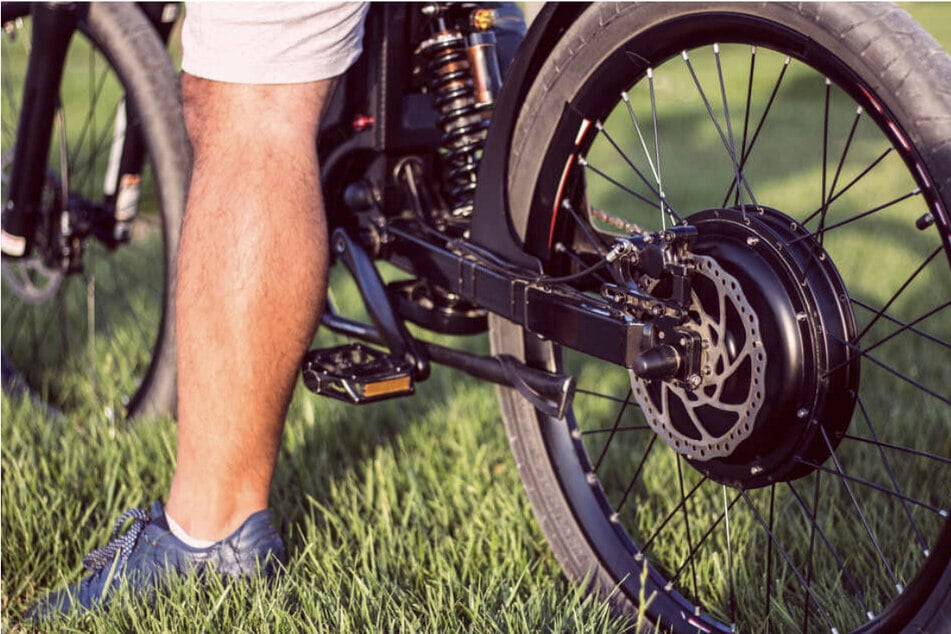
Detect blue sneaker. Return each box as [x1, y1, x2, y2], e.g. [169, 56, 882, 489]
[27, 501, 286, 619]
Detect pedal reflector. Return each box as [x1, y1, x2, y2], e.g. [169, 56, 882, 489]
[302, 343, 415, 404]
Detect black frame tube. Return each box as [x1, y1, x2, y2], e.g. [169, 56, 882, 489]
[385, 220, 646, 369]
[4, 3, 82, 249]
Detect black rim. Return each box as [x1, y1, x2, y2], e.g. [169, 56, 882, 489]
[1, 14, 167, 419]
[520, 12, 949, 633]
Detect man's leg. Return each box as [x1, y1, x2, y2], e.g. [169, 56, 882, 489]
[165, 76, 331, 541]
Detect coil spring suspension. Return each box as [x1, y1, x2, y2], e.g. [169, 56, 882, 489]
[418, 31, 490, 216]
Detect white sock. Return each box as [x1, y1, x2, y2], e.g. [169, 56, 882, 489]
[165, 511, 216, 549]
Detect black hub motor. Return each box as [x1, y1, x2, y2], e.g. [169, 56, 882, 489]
[632, 206, 860, 489]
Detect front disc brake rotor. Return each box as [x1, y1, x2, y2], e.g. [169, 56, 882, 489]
[1, 154, 65, 304]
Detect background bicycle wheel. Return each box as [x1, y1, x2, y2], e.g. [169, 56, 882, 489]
[1, 4, 186, 421]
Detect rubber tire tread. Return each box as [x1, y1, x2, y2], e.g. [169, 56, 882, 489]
[80, 3, 188, 419]
[492, 2, 951, 631]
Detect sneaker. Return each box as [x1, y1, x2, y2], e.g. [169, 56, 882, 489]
[27, 501, 286, 619]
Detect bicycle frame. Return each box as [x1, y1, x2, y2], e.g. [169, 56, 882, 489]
[314, 3, 703, 413]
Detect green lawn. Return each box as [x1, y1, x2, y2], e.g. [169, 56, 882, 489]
[2, 4, 950, 633]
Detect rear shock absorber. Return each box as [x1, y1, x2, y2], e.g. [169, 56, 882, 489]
[417, 6, 502, 218]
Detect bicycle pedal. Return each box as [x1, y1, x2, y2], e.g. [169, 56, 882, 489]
[301, 343, 415, 404]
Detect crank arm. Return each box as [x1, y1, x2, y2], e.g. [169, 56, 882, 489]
[322, 309, 575, 419]
[331, 227, 430, 380]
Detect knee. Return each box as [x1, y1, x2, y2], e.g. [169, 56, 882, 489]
[182, 73, 331, 159]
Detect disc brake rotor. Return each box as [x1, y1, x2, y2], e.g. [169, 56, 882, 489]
[625, 207, 859, 489]
[1, 146, 65, 303]
[632, 255, 767, 460]
[1, 258, 65, 303]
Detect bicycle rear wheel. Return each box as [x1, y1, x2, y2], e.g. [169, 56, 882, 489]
[492, 3, 951, 632]
[1, 3, 187, 420]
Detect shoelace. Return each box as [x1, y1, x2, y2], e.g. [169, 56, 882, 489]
[81, 508, 151, 572]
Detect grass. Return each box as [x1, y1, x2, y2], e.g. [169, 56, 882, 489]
[3, 3, 950, 633]
[1, 368, 635, 632]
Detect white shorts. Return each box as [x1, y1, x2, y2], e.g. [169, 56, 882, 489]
[181, 2, 370, 84]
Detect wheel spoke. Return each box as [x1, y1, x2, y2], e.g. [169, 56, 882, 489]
[106, 253, 159, 340]
[824, 107, 863, 220]
[713, 43, 751, 213]
[802, 470, 822, 632]
[67, 54, 111, 172]
[796, 457, 947, 516]
[645, 70, 672, 226]
[723, 486, 736, 625]
[560, 199, 609, 257]
[620, 81, 678, 226]
[801, 148, 896, 226]
[820, 428, 901, 590]
[596, 115, 666, 211]
[667, 488, 742, 587]
[764, 484, 776, 632]
[576, 387, 637, 406]
[724, 52, 791, 207]
[851, 297, 950, 351]
[739, 491, 837, 632]
[785, 480, 869, 613]
[593, 389, 634, 472]
[852, 245, 943, 342]
[793, 189, 922, 246]
[677, 456, 698, 599]
[73, 106, 122, 196]
[619, 90, 661, 189]
[857, 345, 951, 407]
[733, 45, 755, 209]
[579, 156, 662, 210]
[855, 396, 929, 553]
[823, 300, 950, 379]
[615, 434, 657, 514]
[841, 434, 951, 466]
[638, 471, 708, 555]
[682, 48, 757, 207]
[817, 79, 832, 248]
[581, 424, 651, 435]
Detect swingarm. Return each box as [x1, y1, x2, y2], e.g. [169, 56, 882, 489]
[303, 216, 704, 417]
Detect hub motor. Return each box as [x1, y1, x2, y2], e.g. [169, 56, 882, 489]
[632, 207, 860, 489]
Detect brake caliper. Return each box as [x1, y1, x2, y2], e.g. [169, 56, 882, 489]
[601, 225, 706, 390]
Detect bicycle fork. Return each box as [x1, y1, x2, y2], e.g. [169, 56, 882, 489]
[2, 3, 80, 258]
